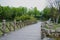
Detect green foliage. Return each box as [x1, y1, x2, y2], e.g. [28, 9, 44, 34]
[27, 7, 40, 20]
[42, 7, 59, 21]
[15, 16, 21, 21]
[20, 15, 30, 21]
[0, 5, 60, 23]
[15, 14, 37, 22]
[42, 7, 51, 19]
[0, 5, 41, 21]
[29, 16, 37, 22]
[15, 15, 30, 21]
[0, 5, 60, 22]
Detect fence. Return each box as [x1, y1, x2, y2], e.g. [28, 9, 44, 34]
[0, 20, 36, 36]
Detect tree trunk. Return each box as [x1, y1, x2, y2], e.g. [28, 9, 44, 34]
[56, 16, 59, 24]
[53, 18, 55, 23]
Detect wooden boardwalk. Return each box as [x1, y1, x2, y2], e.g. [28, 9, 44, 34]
[0, 22, 41, 40]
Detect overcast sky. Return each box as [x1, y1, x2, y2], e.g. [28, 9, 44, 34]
[0, 0, 47, 11]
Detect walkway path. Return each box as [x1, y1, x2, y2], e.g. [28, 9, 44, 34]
[0, 22, 41, 40]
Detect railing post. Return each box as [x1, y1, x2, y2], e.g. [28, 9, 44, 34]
[2, 20, 6, 35]
[14, 20, 16, 31]
[19, 20, 22, 28]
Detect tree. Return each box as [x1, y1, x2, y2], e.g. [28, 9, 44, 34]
[43, 7, 51, 19]
[0, 5, 2, 19]
[0, 5, 41, 21]
[33, 7, 40, 19]
[3, 6, 13, 20]
[33, 7, 40, 17]
[47, 0, 60, 23]
[27, 9, 34, 16]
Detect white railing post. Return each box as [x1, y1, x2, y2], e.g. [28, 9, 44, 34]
[14, 20, 16, 31]
[2, 20, 6, 35]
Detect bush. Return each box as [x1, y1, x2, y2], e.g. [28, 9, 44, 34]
[14, 16, 21, 21]
[15, 15, 37, 22]
[20, 15, 30, 21]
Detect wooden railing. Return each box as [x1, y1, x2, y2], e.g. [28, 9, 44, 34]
[0, 20, 37, 36]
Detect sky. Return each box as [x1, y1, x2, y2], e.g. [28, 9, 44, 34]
[0, 0, 47, 11]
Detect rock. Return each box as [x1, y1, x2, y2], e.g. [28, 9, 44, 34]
[50, 30, 55, 33]
[43, 37, 54, 40]
[41, 22, 46, 28]
[56, 27, 60, 32]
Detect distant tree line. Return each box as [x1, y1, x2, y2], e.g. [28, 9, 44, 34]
[0, 0, 60, 24]
[0, 5, 41, 22]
